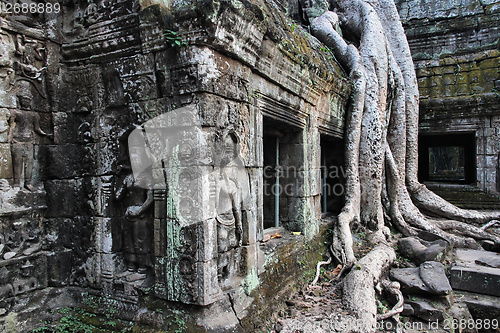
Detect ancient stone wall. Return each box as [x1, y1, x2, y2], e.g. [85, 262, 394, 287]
[398, 0, 500, 193]
[0, 0, 348, 330]
[0, 5, 86, 316]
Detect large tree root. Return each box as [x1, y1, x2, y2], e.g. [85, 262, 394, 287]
[410, 184, 500, 224]
[342, 244, 396, 332]
[433, 218, 500, 244]
[481, 220, 500, 230]
[282, 244, 396, 333]
[299, 0, 500, 332]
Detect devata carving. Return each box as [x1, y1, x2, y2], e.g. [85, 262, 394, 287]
[0, 26, 49, 290]
[8, 109, 52, 191]
[115, 132, 153, 281]
[0, 25, 51, 187]
[215, 132, 245, 284]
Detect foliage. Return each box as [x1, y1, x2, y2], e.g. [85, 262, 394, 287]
[29, 308, 97, 333]
[377, 299, 389, 314]
[164, 30, 187, 48]
[319, 46, 336, 60]
[28, 306, 118, 333]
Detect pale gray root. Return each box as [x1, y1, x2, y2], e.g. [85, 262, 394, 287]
[481, 220, 500, 230]
[410, 184, 500, 224]
[351, 1, 389, 233]
[312, 10, 364, 267]
[312, 0, 500, 250]
[342, 244, 397, 332]
[311, 250, 332, 285]
[376, 280, 404, 321]
[307, 1, 500, 332]
[372, 0, 500, 225]
[433, 219, 500, 244]
[311, 243, 351, 285]
[398, 187, 482, 248]
[385, 145, 418, 237]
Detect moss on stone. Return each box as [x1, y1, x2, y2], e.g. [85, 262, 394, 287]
[239, 222, 332, 331]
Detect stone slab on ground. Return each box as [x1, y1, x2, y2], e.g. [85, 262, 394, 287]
[454, 290, 500, 323]
[419, 261, 452, 295]
[448, 303, 477, 333]
[406, 298, 445, 322]
[476, 255, 500, 268]
[390, 261, 451, 295]
[450, 249, 500, 297]
[391, 267, 431, 294]
[398, 237, 449, 264]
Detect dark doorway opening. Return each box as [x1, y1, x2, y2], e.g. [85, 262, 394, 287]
[320, 136, 345, 215]
[418, 133, 476, 184]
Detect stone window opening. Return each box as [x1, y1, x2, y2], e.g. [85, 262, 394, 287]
[262, 116, 303, 231]
[418, 133, 476, 185]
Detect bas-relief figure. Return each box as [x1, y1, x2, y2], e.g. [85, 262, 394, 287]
[0, 30, 16, 109]
[215, 132, 245, 284]
[8, 108, 52, 191]
[0, 24, 51, 307]
[126, 106, 255, 302]
[114, 133, 154, 283]
[0, 30, 16, 182]
[0, 25, 51, 191]
[163, 127, 253, 301]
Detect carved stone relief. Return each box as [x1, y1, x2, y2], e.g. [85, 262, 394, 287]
[0, 29, 16, 109]
[114, 137, 154, 280]
[0, 252, 48, 307]
[125, 104, 257, 305]
[61, 0, 141, 62]
[0, 1, 350, 326]
[0, 18, 54, 317]
[0, 22, 52, 186]
[8, 108, 52, 191]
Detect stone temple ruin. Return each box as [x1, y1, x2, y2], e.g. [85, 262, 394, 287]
[0, 0, 499, 332]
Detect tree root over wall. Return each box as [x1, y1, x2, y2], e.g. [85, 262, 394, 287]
[284, 0, 500, 332]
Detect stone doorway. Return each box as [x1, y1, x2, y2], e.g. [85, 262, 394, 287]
[418, 133, 476, 184]
[320, 136, 345, 215]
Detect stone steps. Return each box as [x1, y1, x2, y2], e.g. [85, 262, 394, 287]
[428, 187, 500, 210]
[390, 240, 500, 329]
[450, 249, 500, 297]
[454, 290, 500, 324]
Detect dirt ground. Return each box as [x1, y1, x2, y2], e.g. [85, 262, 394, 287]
[272, 231, 452, 333]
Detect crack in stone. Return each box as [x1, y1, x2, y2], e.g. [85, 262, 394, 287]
[228, 293, 244, 329]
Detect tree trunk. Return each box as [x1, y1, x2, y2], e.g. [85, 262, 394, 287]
[304, 0, 500, 331]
